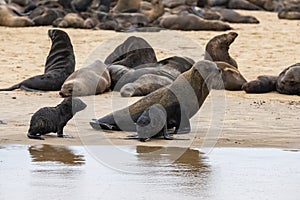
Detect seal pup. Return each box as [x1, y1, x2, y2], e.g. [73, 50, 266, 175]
[215, 61, 247, 90]
[276, 63, 300, 95]
[227, 0, 262, 10]
[242, 75, 277, 93]
[159, 13, 232, 31]
[60, 60, 111, 97]
[27, 97, 87, 140]
[90, 60, 222, 141]
[104, 36, 157, 68]
[0, 29, 75, 91]
[204, 32, 238, 68]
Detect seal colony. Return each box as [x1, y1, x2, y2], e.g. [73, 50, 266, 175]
[0, 27, 299, 142]
[90, 60, 222, 141]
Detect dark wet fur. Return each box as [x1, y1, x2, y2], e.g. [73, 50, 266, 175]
[27, 97, 86, 140]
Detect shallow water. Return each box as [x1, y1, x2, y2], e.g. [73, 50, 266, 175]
[0, 145, 299, 200]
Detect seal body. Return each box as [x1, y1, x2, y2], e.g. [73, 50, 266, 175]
[0, 5, 34, 27]
[112, 0, 141, 13]
[105, 36, 157, 68]
[111, 56, 194, 92]
[276, 63, 300, 95]
[27, 97, 87, 140]
[0, 29, 75, 91]
[60, 60, 111, 97]
[90, 60, 222, 140]
[159, 13, 232, 31]
[205, 32, 238, 68]
[242, 75, 278, 93]
[216, 61, 247, 90]
[120, 74, 173, 97]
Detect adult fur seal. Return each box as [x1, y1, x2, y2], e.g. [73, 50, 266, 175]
[276, 63, 300, 95]
[104, 36, 157, 68]
[242, 75, 278, 93]
[159, 13, 232, 31]
[215, 61, 247, 90]
[0, 29, 75, 91]
[60, 60, 111, 97]
[90, 60, 222, 141]
[27, 97, 87, 140]
[204, 32, 238, 68]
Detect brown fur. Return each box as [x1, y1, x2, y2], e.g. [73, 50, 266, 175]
[205, 32, 238, 68]
[159, 13, 231, 31]
[60, 60, 111, 97]
[111, 0, 141, 13]
[0, 5, 34, 27]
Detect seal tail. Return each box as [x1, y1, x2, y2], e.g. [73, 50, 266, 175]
[0, 83, 20, 91]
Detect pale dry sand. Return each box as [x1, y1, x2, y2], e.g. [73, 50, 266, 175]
[0, 11, 299, 148]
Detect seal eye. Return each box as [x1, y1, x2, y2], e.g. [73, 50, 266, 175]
[68, 89, 73, 93]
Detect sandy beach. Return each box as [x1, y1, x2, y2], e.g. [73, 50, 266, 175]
[0, 10, 299, 149]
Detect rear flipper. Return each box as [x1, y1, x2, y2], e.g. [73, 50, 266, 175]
[27, 132, 45, 140]
[0, 83, 20, 91]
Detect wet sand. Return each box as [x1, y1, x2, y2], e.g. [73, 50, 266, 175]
[0, 10, 299, 148]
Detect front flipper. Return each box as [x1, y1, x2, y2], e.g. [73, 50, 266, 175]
[174, 111, 191, 134]
[90, 119, 121, 131]
[27, 132, 45, 140]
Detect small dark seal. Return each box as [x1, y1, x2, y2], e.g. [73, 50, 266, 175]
[0, 29, 75, 92]
[205, 32, 239, 68]
[242, 75, 278, 93]
[27, 97, 87, 140]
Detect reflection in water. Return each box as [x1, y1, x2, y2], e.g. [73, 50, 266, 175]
[135, 146, 210, 193]
[28, 144, 85, 165]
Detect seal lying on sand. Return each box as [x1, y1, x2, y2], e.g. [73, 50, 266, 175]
[111, 56, 194, 92]
[60, 60, 111, 97]
[159, 13, 232, 31]
[0, 5, 34, 27]
[216, 61, 247, 90]
[27, 97, 86, 140]
[276, 63, 300, 95]
[111, 0, 141, 13]
[0, 29, 75, 91]
[242, 75, 277, 93]
[205, 32, 238, 68]
[90, 60, 222, 141]
[104, 36, 157, 68]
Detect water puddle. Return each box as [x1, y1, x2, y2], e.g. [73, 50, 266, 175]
[0, 145, 299, 200]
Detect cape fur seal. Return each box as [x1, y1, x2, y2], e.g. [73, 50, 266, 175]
[105, 36, 157, 68]
[276, 63, 300, 95]
[140, 0, 164, 23]
[27, 97, 87, 140]
[215, 61, 247, 90]
[205, 32, 238, 68]
[120, 74, 173, 97]
[59, 60, 111, 97]
[111, 0, 141, 13]
[0, 5, 34, 27]
[111, 56, 194, 92]
[159, 13, 232, 31]
[242, 75, 277, 93]
[0, 29, 75, 91]
[90, 60, 222, 141]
